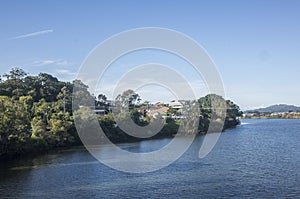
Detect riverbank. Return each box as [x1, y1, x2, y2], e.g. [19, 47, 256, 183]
[0, 117, 240, 162]
[0, 70, 242, 162]
[242, 112, 300, 119]
[242, 116, 300, 119]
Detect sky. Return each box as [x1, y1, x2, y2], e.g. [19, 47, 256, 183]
[0, 0, 300, 110]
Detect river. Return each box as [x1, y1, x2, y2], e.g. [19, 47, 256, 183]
[1, 119, 300, 198]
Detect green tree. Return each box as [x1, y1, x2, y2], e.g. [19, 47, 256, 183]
[19, 96, 34, 117]
[198, 94, 241, 132]
[31, 116, 47, 138]
[38, 73, 65, 102]
[0, 96, 31, 157]
[115, 89, 141, 109]
[49, 111, 75, 146]
[97, 94, 107, 106]
[24, 75, 42, 101]
[3, 67, 27, 80]
[0, 68, 28, 99]
[72, 79, 94, 110]
[57, 84, 73, 114]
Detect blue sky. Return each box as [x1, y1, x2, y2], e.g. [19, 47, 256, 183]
[0, 0, 300, 110]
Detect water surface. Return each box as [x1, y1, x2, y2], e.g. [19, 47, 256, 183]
[1, 119, 299, 198]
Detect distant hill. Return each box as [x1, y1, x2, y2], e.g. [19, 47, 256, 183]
[246, 104, 300, 113]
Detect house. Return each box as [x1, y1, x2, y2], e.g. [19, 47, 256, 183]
[94, 106, 106, 116]
[154, 102, 165, 107]
[146, 106, 169, 119]
[169, 101, 183, 111]
[79, 105, 107, 116]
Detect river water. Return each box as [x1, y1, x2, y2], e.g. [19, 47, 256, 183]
[1, 119, 300, 198]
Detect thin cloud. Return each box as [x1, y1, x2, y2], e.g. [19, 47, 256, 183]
[55, 69, 77, 76]
[54, 69, 77, 82]
[9, 29, 53, 40]
[31, 59, 73, 67]
[32, 60, 56, 66]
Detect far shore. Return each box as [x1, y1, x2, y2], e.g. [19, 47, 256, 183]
[242, 117, 300, 119]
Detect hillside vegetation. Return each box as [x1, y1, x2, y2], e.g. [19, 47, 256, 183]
[0, 68, 242, 159]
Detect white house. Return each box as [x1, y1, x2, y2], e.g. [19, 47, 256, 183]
[169, 101, 183, 111]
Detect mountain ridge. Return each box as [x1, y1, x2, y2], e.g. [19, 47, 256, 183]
[246, 104, 300, 113]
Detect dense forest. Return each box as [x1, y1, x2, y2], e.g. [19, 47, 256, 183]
[0, 68, 242, 160]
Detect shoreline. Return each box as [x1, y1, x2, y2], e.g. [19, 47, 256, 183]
[242, 117, 300, 119]
[0, 124, 238, 163]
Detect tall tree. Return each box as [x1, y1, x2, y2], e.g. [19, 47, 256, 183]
[3, 67, 27, 80]
[38, 73, 65, 102]
[0, 96, 31, 157]
[97, 94, 107, 106]
[72, 79, 94, 110]
[57, 84, 73, 114]
[115, 89, 141, 109]
[0, 68, 28, 99]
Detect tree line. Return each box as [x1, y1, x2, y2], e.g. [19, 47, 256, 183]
[0, 68, 242, 160]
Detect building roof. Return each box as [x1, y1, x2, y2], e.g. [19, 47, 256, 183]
[169, 101, 183, 108]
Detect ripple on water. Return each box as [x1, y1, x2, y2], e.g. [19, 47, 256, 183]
[1, 119, 300, 198]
